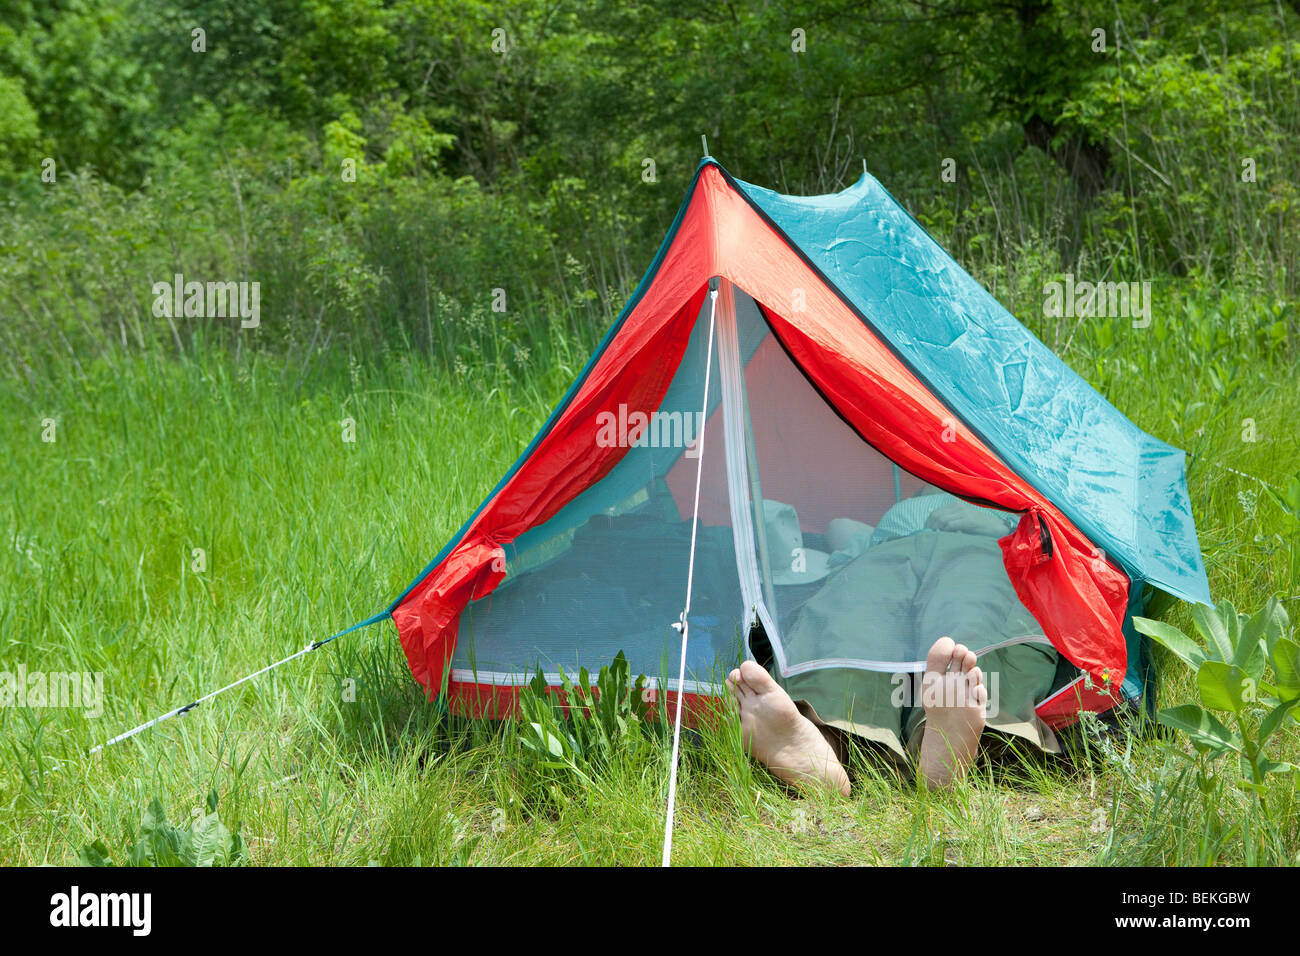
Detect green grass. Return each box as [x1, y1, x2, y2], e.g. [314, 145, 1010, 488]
[2, 295, 1298, 866]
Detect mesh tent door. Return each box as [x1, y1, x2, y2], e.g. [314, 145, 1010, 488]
[451, 290, 749, 695]
[685, 281, 1054, 683]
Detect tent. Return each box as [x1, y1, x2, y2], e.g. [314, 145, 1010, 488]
[377, 158, 1211, 732]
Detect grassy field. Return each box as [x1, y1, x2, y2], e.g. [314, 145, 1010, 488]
[2, 282, 1298, 866]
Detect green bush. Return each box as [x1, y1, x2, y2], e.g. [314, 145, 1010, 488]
[79, 791, 246, 867]
[1135, 598, 1299, 809]
[514, 651, 660, 806]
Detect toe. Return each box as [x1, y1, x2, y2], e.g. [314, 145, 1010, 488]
[739, 659, 777, 694]
[926, 636, 955, 673]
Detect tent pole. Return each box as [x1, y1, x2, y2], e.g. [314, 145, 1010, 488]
[662, 277, 719, 867]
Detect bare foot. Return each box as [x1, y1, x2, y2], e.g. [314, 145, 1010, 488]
[917, 636, 987, 789]
[726, 660, 850, 797]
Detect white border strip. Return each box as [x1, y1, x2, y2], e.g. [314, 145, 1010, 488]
[449, 667, 725, 696]
[716, 284, 793, 677]
[781, 633, 1055, 677]
[716, 282, 768, 651]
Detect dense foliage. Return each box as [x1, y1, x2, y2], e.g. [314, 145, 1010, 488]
[2, 0, 1297, 382]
